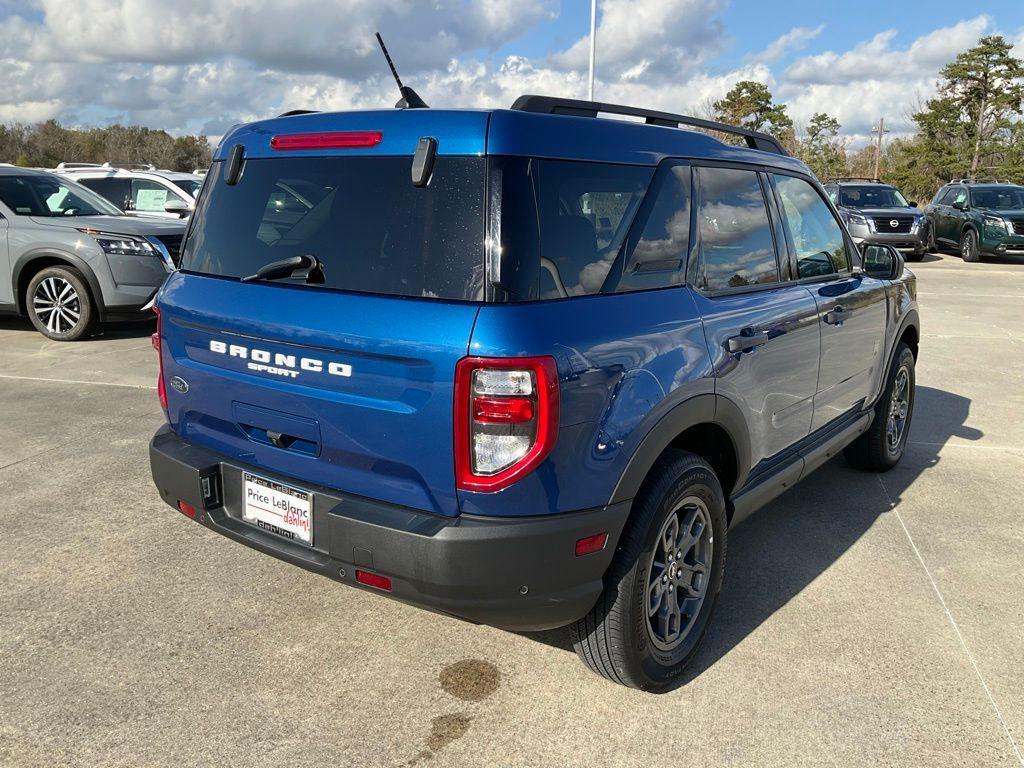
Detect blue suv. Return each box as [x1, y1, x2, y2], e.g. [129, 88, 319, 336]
[149, 96, 919, 690]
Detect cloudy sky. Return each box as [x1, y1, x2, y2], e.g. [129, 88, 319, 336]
[0, 0, 1021, 147]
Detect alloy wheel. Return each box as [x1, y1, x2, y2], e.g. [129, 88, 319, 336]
[645, 497, 713, 651]
[887, 365, 911, 452]
[32, 276, 82, 335]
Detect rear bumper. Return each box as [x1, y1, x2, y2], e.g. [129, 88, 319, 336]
[149, 425, 629, 631]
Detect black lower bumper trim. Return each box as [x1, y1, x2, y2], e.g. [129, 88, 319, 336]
[149, 425, 630, 631]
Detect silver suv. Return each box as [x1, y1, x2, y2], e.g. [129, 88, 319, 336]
[823, 178, 930, 261]
[0, 166, 186, 340]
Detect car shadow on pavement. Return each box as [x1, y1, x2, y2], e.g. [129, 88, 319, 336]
[525, 386, 983, 686]
[0, 315, 155, 341]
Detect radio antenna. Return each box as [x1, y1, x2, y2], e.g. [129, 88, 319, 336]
[375, 32, 429, 109]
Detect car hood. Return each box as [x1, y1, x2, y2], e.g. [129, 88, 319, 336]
[843, 207, 922, 217]
[29, 215, 186, 236]
[977, 208, 1024, 217]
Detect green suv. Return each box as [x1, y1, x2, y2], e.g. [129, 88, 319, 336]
[925, 180, 1024, 262]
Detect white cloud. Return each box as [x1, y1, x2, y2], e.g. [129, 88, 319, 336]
[0, 0, 1012, 157]
[550, 0, 729, 81]
[747, 25, 824, 64]
[784, 16, 990, 85]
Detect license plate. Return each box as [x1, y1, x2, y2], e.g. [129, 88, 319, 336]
[241, 472, 313, 546]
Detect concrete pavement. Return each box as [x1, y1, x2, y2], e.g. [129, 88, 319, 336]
[1, 251, 1021, 767]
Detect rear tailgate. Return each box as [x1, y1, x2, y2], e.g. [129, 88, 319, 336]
[159, 272, 478, 516]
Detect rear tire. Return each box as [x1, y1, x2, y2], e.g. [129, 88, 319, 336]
[570, 451, 727, 691]
[844, 343, 915, 472]
[26, 265, 97, 341]
[960, 229, 980, 263]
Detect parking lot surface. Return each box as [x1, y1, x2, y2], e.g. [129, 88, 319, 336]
[2, 251, 1022, 768]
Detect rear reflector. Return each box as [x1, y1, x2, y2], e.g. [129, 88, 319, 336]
[177, 501, 197, 518]
[153, 307, 167, 411]
[355, 570, 392, 591]
[270, 131, 383, 150]
[575, 532, 608, 557]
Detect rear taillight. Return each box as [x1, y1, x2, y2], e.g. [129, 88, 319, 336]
[454, 356, 559, 492]
[152, 307, 167, 411]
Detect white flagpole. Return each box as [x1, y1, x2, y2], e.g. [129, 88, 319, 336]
[588, 0, 597, 101]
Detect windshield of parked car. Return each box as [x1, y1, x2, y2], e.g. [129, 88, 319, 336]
[181, 156, 486, 301]
[176, 179, 202, 197]
[971, 187, 1024, 210]
[839, 186, 910, 209]
[0, 174, 123, 217]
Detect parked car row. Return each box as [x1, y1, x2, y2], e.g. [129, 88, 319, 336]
[825, 176, 1024, 263]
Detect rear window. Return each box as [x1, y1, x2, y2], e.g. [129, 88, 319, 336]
[181, 156, 486, 301]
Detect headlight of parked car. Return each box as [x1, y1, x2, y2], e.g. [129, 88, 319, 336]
[93, 234, 158, 256]
[847, 212, 870, 228]
[983, 215, 1010, 234]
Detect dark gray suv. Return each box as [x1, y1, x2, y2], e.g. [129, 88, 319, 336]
[0, 166, 186, 340]
[824, 179, 929, 261]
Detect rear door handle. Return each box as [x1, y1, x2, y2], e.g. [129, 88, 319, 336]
[727, 330, 770, 353]
[823, 306, 848, 326]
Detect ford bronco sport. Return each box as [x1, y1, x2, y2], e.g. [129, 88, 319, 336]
[925, 180, 1024, 262]
[823, 178, 929, 261]
[148, 96, 919, 691]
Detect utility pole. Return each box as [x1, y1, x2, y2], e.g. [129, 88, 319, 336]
[588, 0, 597, 101]
[871, 117, 889, 179]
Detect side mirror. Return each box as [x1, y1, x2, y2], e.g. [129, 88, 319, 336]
[163, 199, 190, 218]
[862, 244, 905, 280]
[953, 200, 968, 211]
[908, 201, 918, 208]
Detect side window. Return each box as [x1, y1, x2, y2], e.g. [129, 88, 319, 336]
[953, 187, 968, 207]
[613, 164, 691, 292]
[773, 174, 850, 278]
[535, 160, 653, 296]
[79, 178, 130, 210]
[825, 186, 838, 204]
[132, 179, 185, 213]
[697, 166, 779, 291]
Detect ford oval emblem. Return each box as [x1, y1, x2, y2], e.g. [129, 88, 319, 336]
[170, 376, 189, 394]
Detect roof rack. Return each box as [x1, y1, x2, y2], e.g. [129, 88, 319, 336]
[510, 95, 788, 156]
[948, 178, 1015, 185]
[829, 177, 883, 184]
[55, 162, 104, 170]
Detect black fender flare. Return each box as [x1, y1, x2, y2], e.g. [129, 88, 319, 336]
[12, 249, 106, 315]
[609, 393, 752, 505]
[959, 222, 980, 244]
[878, 307, 920, 401]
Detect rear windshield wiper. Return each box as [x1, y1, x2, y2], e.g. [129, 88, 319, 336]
[241, 254, 324, 284]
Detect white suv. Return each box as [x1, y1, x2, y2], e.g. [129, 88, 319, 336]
[52, 163, 203, 219]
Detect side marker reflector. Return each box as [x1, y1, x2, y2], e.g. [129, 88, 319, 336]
[575, 532, 608, 557]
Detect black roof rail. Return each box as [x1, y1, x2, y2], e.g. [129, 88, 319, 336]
[829, 177, 883, 184]
[278, 110, 319, 117]
[510, 94, 788, 156]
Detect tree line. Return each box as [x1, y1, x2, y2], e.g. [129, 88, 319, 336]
[0, 121, 212, 172]
[709, 35, 1024, 204]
